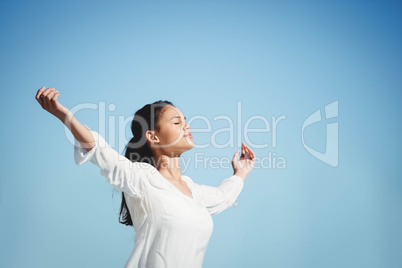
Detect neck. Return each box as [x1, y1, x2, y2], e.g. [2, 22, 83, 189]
[154, 152, 182, 182]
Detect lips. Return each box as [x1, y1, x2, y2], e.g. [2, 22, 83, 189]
[184, 133, 192, 137]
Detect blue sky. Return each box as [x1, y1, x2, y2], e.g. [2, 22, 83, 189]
[1, 0, 401, 267]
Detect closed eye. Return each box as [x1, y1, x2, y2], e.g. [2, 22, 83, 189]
[171, 116, 187, 125]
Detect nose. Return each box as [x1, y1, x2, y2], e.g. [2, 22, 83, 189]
[184, 123, 190, 130]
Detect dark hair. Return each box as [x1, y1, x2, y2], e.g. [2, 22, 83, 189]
[118, 100, 174, 226]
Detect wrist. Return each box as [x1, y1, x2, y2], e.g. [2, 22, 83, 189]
[233, 171, 247, 180]
[56, 109, 72, 124]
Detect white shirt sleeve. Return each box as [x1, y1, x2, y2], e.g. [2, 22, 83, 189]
[74, 125, 154, 198]
[189, 175, 245, 215]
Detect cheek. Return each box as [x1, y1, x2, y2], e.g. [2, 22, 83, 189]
[169, 128, 183, 141]
[160, 128, 182, 143]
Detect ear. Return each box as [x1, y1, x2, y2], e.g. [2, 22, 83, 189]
[146, 130, 160, 145]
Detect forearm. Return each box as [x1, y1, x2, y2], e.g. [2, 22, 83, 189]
[58, 110, 95, 152]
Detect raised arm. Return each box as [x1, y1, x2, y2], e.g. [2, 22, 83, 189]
[35, 87, 95, 152]
[35, 87, 155, 198]
[185, 174, 245, 215]
[185, 144, 256, 215]
[73, 125, 152, 198]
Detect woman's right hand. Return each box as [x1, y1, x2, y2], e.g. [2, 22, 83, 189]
[35, 87, 69, 120]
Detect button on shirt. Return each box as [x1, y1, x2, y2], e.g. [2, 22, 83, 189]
[74, 125, 245, 268]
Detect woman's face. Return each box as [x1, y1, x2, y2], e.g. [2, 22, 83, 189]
[150, 105, 194, 155]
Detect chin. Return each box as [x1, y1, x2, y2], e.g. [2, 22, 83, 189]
[181, 143, 194, 154]
[184, 144, 194, 151]
[171, 136, 193, 154]
[183, 137, 194, 148]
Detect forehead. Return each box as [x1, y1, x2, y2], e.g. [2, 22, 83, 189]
[161, 105, 184, 120]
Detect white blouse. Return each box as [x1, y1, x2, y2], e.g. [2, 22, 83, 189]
[74, 125, 245, 268]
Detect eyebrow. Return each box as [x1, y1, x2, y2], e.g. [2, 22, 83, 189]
[170, 116, 186, 120]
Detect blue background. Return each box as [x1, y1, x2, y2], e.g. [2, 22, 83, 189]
[1, 0, 401, 267]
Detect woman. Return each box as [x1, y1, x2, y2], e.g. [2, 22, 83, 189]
[35, 87, 256, 268]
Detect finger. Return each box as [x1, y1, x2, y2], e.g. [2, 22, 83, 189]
[50, 91, 59, 109]
[49, 90, 58, 98]
[52, 92, 60, 103]
[242, 144, 250, 159]
[233, 150, 240, 160]
[36, 87, 46, 106]
[250, 149, 255, 159]
[244, 144, 255, 159]
[36, 86, 45, 94]
[248, 155, 256, 162]
[251, 150, 255, 159]
[42, 87, 55, 97]
[244, 143, 250, 151]
[42, 88, 56, 108]
[247, 147, 255, 159]
[42, 88, 56, 97]
[46, 90, 58, 109]
[232, 150, 240, 163]
[35, 86, 46, 103]
[244, 144, 249, 153]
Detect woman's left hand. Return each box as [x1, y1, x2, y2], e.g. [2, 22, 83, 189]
[232, 142, 256, 180]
